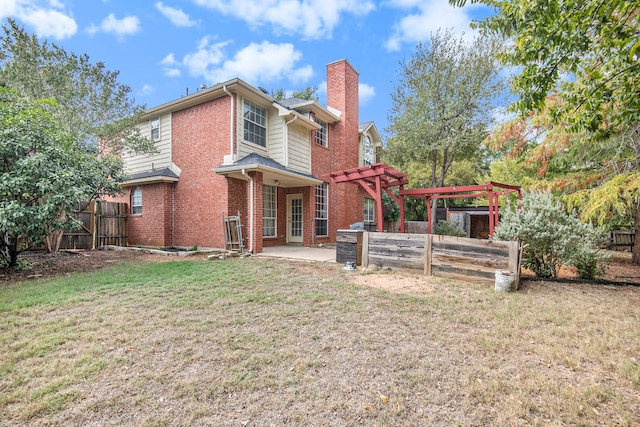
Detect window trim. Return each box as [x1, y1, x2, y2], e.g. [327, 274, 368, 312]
[150, 118, 160, 141]
[243, 100, 267, 148]
[131, 186, 142, 215]
[315, 183, 329, 237]
[263, 185, 277, 238]
[364, 198, 375, 223]
[314, 118, 328, 147]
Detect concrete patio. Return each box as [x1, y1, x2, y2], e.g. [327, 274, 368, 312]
[258, 245, 336, 262]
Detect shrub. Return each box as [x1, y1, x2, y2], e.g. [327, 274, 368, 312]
[493, 191, 607, 279]
[434, 220, 466, 237]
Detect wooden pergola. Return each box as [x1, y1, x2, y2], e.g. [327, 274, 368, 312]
[328, 163, 409, 232]
[329, 163, 521, 236]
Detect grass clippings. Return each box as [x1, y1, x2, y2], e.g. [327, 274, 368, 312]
[1, 256, 639, 426]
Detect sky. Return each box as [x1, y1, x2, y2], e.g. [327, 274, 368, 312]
[1, 0, 494, 140]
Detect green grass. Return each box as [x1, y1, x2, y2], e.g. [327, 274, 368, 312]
[1, 257, 639, 425]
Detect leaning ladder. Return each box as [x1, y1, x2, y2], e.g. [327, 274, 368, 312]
[224, 211, 245, 253]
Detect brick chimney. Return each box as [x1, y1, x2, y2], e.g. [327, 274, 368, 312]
[326, 59, 359, 172]
[326, 59, 362, 233]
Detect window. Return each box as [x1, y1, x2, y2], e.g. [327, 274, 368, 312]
[315, 183, 328, 236]
[363, 135, 375, 166]
[364, 198, 375, 223]
[314, 118, 327, 147]
[263, 185, 276, 238]
[131, 186, 142, 214]
[244, 100, 267, 147]
[150, 118, 160, 140]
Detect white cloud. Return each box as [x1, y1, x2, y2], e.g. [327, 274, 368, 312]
[359, 83, 375, 106]
[155, 2, 197, 27]
[161, 53, 181, 77]
[88, 13, 141, 38]
[138, 84, 155, 96]
[1, 0, 77, 40]
[193, 0, 375, 39]
[171, 37, 313, 86]
[384, 0, 484, 51]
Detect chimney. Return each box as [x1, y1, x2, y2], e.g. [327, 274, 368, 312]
[326, 59, 359, 171]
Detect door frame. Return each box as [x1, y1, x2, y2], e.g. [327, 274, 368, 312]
[286, 193, 304, 244]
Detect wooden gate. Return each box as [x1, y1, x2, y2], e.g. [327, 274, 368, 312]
[59, 201, 128, 250]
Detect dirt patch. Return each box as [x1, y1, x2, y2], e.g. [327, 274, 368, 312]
[3, 248, 639, 287]
[0, 248, 179, 284]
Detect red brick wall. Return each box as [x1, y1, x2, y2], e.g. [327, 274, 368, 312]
[321, 59, 365, 239]
[117, 183, 173, 247]
[172, 96, 236, 249]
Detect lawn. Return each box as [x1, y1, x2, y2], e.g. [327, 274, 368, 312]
[1, 256, 639, 426]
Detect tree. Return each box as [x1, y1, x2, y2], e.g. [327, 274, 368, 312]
[0, 19, 154, 255]
[383, 29, 505, 192]
[270, 85, 319, 101]
[451, 0, 640, 263]
[0, 89, 124, 267]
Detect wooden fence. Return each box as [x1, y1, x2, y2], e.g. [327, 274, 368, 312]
[59, 201, 127, 250]
[361, 231, 520, 287]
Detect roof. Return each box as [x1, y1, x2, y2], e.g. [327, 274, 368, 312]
[214, 153, 322, 187]
[121, 167, 180, 186]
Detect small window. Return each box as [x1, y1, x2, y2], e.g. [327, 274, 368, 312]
[314, 118, 327, 147]
[315, 183, 328, 236]
[150, 118, 160, 141]
[244, 100, 267, 147]
[263, 185, 277, 238]
[131, 186, 142, 214]
[364, 198, 375, 223]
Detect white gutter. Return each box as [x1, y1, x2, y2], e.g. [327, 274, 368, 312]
[241, 168, 254, 253]
[223, 85, 234, 162]
[284, 115, 297, 168]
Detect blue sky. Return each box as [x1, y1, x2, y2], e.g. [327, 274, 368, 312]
[1, 0, 493, 139]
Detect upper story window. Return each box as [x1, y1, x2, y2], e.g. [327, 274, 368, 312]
[150, 118, 160, 141]
[244, 100, 267, 147]
[131, 186, 142, 214]
[363, 135, 375, 166]
[314, 118, 327, 147]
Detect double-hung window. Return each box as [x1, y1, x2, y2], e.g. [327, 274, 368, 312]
[244, 100, 267, 147]
[150, 118, 160, 141]
[364, 198, 375, 223]
[263, 185, 276, 237]
[314, 118, 327, 147]
[315, 183, 328, 236]
[131, 186, 142, 214]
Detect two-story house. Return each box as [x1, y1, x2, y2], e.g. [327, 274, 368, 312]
[114, 59, 382, 252]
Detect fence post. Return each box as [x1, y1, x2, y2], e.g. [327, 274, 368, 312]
[424, 234, 432, 276]
[361, 231, 369, 267]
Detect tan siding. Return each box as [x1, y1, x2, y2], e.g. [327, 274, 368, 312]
[124, 113, 172, 174]
[268, 113, 285, 165]
[287, 123, 311, 174]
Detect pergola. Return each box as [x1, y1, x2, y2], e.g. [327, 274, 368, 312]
[329, 163, 521, 235]
[328, 163, 409, 232]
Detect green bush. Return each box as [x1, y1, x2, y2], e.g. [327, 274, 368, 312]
[434, 220, 466, 237]
[493, 191, 607, 279]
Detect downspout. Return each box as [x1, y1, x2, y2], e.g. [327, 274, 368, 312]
[241, 168, 254, 253]
[223, 85, 234, 161]
[284, 115, 297, 167]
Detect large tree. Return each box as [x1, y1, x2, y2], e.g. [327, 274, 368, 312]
[0, 89, 124, 267]
[0, 19, 154, 257]
[451, 0, 640, 263]
[383, 29, 505, 192]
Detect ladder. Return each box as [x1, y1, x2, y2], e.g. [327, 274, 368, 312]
[223, 211, 245, 252]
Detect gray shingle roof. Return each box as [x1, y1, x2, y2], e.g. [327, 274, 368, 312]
[215, 153, 319, 181]
[126, 168, 179, 181]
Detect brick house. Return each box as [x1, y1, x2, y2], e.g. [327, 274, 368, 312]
[113, 59, 382, 252]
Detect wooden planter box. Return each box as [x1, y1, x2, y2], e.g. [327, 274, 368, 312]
[336, 230, 363, 265]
